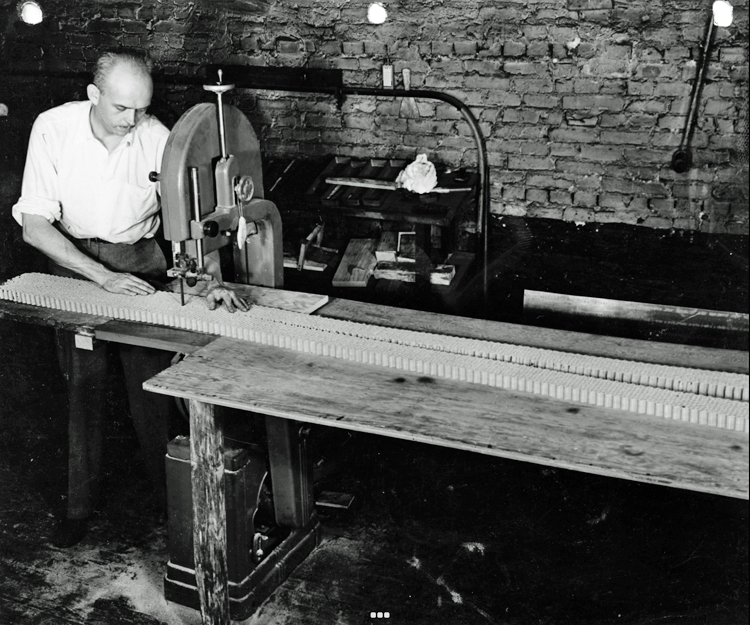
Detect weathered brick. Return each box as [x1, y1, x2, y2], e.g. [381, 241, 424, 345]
[363, 41, 387, 55]
[454, 41, 478, 56]
[571, 79, 600, 94]
[342, 41, 363, 56]
[503, 109, 542, 124]
[626, 100, 667, 114]
[504, 41, 526, 57]
[321, 42, 341, 55]
[508, 155, 556, 170]
[672, 183, 711, 199]
[431, 42, 453, 56]
[464, 60, 502, 74]
[502, 185, 525, 200]
[551, 44, 568, 60]
[565, 113, 598, 127]
[550, 190, 574, 204]
[549, 127, 599, 143]
[528, 174, 576, 189]
[574, 190, 598, 206]
[527, 42, 550, 57]
[721, 48, 747, 64]
[514, 78, 554, 93]
[526, 205, 564, 219]
[703, 99, 735, 116]
[600, 130, 653, 145]
[562, 95, 625, 112]
[523, 94, 560, 108]
[657, 116, 686, 131]
[503, 62, 540, 75]
[556, 160, 605, 175]
[568, 0, 613, 10]
[562, 207, 595, 222]
[526, 189, 549, 203]
[598, 193, 631, 210]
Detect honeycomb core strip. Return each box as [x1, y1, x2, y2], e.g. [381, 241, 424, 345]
[4, 273, 746, 402]
[1, 273, 747, 433]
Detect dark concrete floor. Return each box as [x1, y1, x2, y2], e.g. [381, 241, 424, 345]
[1, 167, 748, 624]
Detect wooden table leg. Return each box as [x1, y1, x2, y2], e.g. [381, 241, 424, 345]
[188, 399, 230, 625]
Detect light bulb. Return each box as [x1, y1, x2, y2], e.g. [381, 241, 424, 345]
[368, 3, 388, 25]
[712, 1, 733, 27]
[19, 2, 43, 25]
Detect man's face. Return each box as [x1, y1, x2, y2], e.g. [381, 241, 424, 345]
[89, 64, 153, 137]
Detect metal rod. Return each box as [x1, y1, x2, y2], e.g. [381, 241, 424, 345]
[679, 13, 716, 152]
[216, 91, 229, 161]
[189, 166, 205, 268]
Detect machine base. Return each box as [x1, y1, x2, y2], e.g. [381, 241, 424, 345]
[164, 515, 321, 620]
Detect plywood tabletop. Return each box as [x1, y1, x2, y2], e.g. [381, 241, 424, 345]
[144, 337, 748, 500]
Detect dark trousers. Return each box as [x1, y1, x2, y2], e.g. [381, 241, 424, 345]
[53, 236, 175, 519]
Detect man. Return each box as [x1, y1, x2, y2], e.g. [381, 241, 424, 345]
[12, 50, 245, 547]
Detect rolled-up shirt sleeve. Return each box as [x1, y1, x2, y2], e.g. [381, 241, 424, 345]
[12, 116, 63, 225]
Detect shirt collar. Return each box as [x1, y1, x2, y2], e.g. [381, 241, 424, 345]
[73, 101, 97, 146]
[74, 101, 135, 149]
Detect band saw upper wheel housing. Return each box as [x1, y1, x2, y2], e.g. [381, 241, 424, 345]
[160, 103, 266, 243]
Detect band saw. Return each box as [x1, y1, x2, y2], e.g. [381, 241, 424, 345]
[157, 71, 283, 296]
[154, 74, 320, 618]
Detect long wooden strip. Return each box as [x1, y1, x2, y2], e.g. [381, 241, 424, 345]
[525, 290, 749, 333]
[318, 298, 749, 375]
[325, 177, 472, 194]
[2, 274, 747, 429]
[144, 338, 749, 499]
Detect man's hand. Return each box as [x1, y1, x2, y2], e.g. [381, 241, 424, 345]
[206, 284, 249, 313]
[100, 272, 156, 296]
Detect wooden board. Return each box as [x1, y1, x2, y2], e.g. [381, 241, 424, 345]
[524, 290, 749, 334]
[0, 299, 109, 332]
[144, 337, 749, 499]
[95, 320, 216, 353]
[315, 298, 749, 375]
[167, 280, 329, 314]
[332, 239, 378, 287]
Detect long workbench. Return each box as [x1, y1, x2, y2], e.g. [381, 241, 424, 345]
[1, 284, 748, 625]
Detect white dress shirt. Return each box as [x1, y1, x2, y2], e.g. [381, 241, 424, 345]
[12, 101, 170, 244]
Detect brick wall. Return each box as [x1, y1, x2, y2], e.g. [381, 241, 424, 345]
[1, 0, 748, 234]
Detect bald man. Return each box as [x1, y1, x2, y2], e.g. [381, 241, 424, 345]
[13, 50, 245, 546]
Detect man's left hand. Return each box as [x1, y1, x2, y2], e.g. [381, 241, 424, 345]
[206, 284, 249, 313]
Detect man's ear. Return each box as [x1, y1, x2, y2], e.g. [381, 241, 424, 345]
[86, 83, 100, 104]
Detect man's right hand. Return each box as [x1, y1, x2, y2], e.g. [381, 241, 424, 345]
[99, 272, 156, 296]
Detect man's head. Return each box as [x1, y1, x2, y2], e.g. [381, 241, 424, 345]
[87, 50, 153, 139]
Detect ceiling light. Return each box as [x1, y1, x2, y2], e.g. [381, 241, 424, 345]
[712, 1, 733, 27]
[368, 3, 387, 25]
[18, 1, 43, 25]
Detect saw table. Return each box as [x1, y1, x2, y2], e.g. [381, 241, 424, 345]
[1, 275, 747, 625]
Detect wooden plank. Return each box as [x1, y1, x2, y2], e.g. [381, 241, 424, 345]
[144, 338, 749, 499]
[189, 398, 230, 625]
[332, 239, 378, 287]
[316, 298, 749, 375]
[524, 290, 749, 334]
[95, 320, 216, 353]
[0, 299, 109, 332]
[375, 231, 398, 263]
[439, 251, 473, 289]
[373, 261, 416, 283]
[166, 280, 329, 314]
